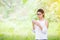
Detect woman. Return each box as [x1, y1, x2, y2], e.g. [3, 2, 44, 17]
[32, 9, 48, 40]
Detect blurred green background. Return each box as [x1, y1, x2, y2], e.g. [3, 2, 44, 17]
[0, 0, 60, 40]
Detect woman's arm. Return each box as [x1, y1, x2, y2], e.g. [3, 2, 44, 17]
[32, 20, 48, 34]
[32, 22, 35, 30]
[32, 20, 42, 31]
[35, 22, 42, 30]
[45, 20, 49, 29]
[33, 20, 48, 31]
[32, 20, 35, 33]
[41, 20, 48, 34]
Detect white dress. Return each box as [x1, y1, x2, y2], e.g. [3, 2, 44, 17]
[34, 19, 48, 39]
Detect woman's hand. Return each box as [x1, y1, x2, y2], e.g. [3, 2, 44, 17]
[32, 20, 37, 24]
[32, 20, 40, 26]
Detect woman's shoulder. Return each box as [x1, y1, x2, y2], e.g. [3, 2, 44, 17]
[44, 19, 48, 21]
[44, 19, 49, 24]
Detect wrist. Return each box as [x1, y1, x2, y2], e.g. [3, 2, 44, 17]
[32, 30, 35, 33]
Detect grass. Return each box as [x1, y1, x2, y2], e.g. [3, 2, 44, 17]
[48, 35, 60, 40]
[0, 33, 60, 40]
[0, 32, 34, 40]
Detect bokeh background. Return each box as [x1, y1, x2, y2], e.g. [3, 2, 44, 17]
[0, 0, 60, 40]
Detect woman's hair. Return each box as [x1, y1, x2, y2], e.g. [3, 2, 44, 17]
[37, 9, 44, 17]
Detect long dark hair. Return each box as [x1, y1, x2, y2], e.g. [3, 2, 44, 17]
[37, 9, 44, 17]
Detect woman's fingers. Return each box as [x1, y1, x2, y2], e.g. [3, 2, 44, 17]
[32, 20, 40, 26]
[32, 20, 37, 24]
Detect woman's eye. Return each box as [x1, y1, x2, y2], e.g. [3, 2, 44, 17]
[37, 14, 41, 15]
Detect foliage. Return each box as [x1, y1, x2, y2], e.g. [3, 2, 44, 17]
[0, 0, 60, 40]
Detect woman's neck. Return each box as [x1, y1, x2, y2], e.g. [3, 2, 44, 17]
[39, 18, 44, 21]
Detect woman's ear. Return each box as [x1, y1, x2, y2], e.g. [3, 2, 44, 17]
[43, 13, 44, 17]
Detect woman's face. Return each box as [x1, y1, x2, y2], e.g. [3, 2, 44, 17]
[37, 12, 44, 19]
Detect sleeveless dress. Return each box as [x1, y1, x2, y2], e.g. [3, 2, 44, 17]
[34, 19, 48, 39]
